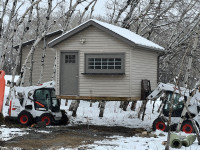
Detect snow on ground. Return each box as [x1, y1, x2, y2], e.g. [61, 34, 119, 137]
[60, 100, 160, 129]
[0, 75, 28, 142]
[0, 126, 28, 141]
[59, 100, 200, 150]
[1, 75, 200, 150]
[76, 131, 200, 150]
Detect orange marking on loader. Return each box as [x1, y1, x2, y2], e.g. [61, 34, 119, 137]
[0, 70, 5, 113]
[35, 101, 45, 108]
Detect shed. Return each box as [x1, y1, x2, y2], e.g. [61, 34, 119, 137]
[14, 30, 62, 85]
[48, 19, 165, 101]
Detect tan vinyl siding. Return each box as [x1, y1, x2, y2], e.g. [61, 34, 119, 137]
[55, 26, 132, 97]
[21, 36, 58, 86]
[53, 26, 158, 98]
[131, 48, 158, 97]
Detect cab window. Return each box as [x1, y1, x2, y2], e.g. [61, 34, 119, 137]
[34, 89, 51, 109]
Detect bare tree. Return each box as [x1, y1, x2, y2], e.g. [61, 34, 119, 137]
[18, 0, 53, 87]
[105, 0, 200, 86]
[0, 0, 42, 69]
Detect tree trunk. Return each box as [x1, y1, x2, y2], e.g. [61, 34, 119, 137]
[141, 100, 148, 121]
[38, 37, 47, 84]
[138, 100, 147, 119]
[51, 56, 57, 81]
[165, 43, 188, 150]
[157, 101, 164, 113]
[29, 52, 34, 86]
[152, 100, 156, 113]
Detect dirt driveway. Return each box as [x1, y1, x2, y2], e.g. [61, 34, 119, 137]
[1, 125, 145, 150]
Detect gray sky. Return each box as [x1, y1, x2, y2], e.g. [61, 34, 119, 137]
[51, 0, 107, 16]
[16, 0, 107, 18]
[91, 0, 107, 16]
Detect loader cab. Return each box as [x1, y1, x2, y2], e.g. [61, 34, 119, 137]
[33, 88, 60, 112]
[163, 91, 186, 117]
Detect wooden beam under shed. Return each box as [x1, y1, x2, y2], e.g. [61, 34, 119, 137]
[56, 96, 141, 101]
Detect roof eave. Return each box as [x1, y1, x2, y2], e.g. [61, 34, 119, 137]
[135, 44, 165, 53]
[48, 21, 92, 48]
[14, 30, 63, 49]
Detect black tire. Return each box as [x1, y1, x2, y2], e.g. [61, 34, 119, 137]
[18, 111, 33, 126]
[59, 110, 69, 125]
[40, 113, 54, 126]
[181, 120, 196, 133]
[152, 117, 168, 132]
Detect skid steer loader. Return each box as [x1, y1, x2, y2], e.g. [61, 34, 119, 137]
[147, 83, 200, 133]
[8, 81, 68, 126]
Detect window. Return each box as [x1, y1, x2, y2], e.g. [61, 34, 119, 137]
[85, 53, 125, 74]
[65, 55, 75, 63]
[34, 89, 60, 112]
[163, 92, 185, 117]
[34, 89, 51, 109]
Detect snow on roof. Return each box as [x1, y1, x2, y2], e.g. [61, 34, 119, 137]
[92, 19, 164, 51]
[48, 19, 164, 51]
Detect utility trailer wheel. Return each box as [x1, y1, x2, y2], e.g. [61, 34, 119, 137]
[152, 117, 168, 132]
[18, 111, 33, 125]
[181, 120, 197, 133]
[40, 113, 54, 126]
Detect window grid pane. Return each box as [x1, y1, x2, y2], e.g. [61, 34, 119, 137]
[88, 58, 122, 70]
[65, 55, 76, 63]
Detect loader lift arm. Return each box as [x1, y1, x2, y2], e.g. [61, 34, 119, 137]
[147, 83, 187, 101]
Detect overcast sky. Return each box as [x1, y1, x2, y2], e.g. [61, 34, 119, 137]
[53, 0, 108, 16]
[15, 0, 107, 18]
[90, 0, 107, 16]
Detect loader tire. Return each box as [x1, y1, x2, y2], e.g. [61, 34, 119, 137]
[181, 120, 198, 133]
[152, 117, 168, 132]
[18, 111, 33, 126]
[40, 113, 54, 126]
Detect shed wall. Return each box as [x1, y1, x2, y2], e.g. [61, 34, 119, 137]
[131, 48, 158, 97]
[54, 26, 158, 98]
[21, 36, 58, 86]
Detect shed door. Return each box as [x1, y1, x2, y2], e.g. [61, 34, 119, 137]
[60, 52, 78, 95]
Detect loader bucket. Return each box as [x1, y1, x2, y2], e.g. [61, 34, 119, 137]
[181, 135, 196, 147]
[0, 70, 5, 113]
[170, 133, 182, 148]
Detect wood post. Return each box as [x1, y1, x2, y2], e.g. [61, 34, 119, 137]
[69, 101, 76, 111]
[119, 101, 129, 111]
[72, 100, 80, 117]
[90, 100, 92, 107]
[131, 101, 137, 111]
[122, 101, 129, 111]
[99, 101, 106, 117]
[65, 100, 68, 106]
